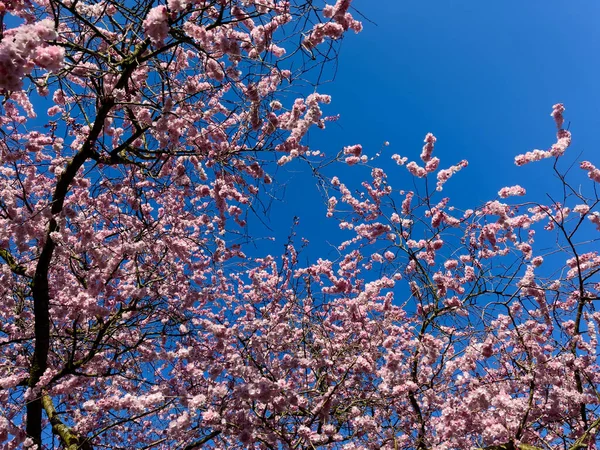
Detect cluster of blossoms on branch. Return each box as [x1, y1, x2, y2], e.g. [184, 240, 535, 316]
[0, 18, 64, 91]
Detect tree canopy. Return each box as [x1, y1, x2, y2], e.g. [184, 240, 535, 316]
[0, 1, 599, 449]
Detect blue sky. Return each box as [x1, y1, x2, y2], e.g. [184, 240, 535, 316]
[251, 0, 600, 260]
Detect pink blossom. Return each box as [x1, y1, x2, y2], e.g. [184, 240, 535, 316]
[580, 161, 600, 183]
[401, 191, 414, 215]
[420, 133, 436, 162]
[33, 45, 65, 72]
[573, 204, 590, 214]
[0, 19, 62, 90]
[406, 161, 427, 178]
[517, 242, 533, 259]
[436, 160, 468, 191]
[589, 211, 600, 230]
[143, 6, 169, 45]
[515, 110, 572, 166]
[327, 196, 337, 217]
[384, 251, 395, 261]
[392, 154, 408, 165]
[551, 103, 565, 129]
[371, 252, 383, 263]
[303, 22, 345, 49]
[425, 156, 440, 173]
[167, 0, 188, 12]
[304, 0, 362, 49]
[343, 144, 362, 156]
[498, 185, 526, 198]
[444, 259, 459, 270]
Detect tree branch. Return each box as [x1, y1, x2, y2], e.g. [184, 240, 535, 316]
[42, 392, 93, 450]
[0, 248, 29, 277]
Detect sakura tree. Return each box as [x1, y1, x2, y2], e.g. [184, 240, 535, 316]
[305, 105, 600, 450]
[1, 1, 599, 450]
[168, 105, 599, 450]
[0, 0, 364, 447]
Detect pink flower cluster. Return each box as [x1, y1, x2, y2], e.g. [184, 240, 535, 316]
[420, 132, 436, 162]
[0, 19, 64, 91]
[343, 144, 363, 165]
[581, 161, 600, 183]
[403, 133, 441, 177]
[498, 185, 526, 198]
[515, 105, 571, 166]
[143, 5, 169, 45]
[303, 0, 362, 49]
[589, 211, 600, 230]
[276, 93, 332, 163]
[551, 102, 565, 129]
[436, 159, 468, 191]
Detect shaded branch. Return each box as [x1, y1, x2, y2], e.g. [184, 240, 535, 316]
[0, 248, 29, 277]
[42, 392, 93, 450]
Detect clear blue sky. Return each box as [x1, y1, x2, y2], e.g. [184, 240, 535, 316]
[250, 0, 600, 260]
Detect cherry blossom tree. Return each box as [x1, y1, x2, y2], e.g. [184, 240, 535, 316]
[0, 0, 364, 447]
[1, 1, 600, 450]
[307, 105, 600, 450]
